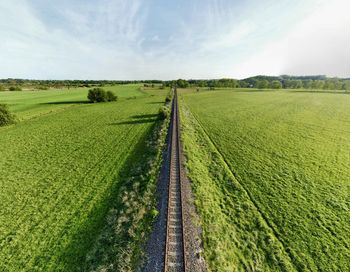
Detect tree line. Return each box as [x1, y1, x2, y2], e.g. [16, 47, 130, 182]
[1, 76, 349, 91]
[163, 76, 350, 90]
[0, 79, 163, 91]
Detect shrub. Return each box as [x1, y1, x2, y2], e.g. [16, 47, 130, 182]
[0, 104, 15, 126]
[159, 106, 170, 120]
[165, 95, 172, 103]
[106, 91, 118, 102]
[88, 88, 118, 103]
[150, 208, 159, 219]
[9, 86, 22, 91]
[0, 85, 5, 92]
[88, 88, 106, 103]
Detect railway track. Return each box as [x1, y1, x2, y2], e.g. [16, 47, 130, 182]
[164, 90, 187, 272]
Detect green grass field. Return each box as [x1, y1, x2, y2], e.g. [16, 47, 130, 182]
[0, 85, 167, 271]
[0, 84, 145, 121]
[180, 89, 350, 271]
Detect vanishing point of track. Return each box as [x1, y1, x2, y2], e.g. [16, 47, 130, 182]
[164, 90, 187, 272]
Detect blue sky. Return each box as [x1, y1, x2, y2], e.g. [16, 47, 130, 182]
[1, 0, 349, 79]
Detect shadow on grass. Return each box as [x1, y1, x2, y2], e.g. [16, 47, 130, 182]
[111, 118, 158, 125]
[110, 114, 160, 125]
[41, 101, 90, 105]
[56, 122, 159, 270]
[131, 113, 159, 119]
[147, 101, 163, 105]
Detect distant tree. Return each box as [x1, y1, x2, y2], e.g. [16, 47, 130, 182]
[0, 104, 15, 126]
[345, 81, 350, 91]
[0, 85, 4, 92]
[333, 80, 343, 90]
[270, 80, 282, 89]
[256, 79, 269, 89]
[37, 86, 49, 90]
[238, 81, 249, 88]
[294, 80, 303, 89]
[9, 86, 22, 91]
[284, 80, 302, 89]
[216, 78, 238, 88]
[176, 79, 189, 88]
[340, 81, 350, 91]
[303, 80, 313, 89]
[323, 80, 336, 90]
[311, 80, 324, 89]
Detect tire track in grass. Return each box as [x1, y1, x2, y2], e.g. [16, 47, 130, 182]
[180, 98, 299, 271]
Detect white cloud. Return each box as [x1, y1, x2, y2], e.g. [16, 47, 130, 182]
[200, 21, 256, 52]
[0, 0, 349, 79]
[236, 0, 350, 78]
[0, 0, 146, 79]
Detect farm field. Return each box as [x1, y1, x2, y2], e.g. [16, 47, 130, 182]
[180, 89, 350, 271]
[0, 84, 145, 121]
[0, 86, 167, 271]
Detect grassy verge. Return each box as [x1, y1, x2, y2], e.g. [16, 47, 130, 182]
[179, 100, 295, 272]
[83, 99, 171, 271]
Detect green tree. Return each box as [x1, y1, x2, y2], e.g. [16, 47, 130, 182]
[88, 88, 106, 103]
[0, 104, 15, 126]
[106, 91, 118, 102]
[311, 80, 324, 89]
[256, 80, 269, 89]
[303, 80, 313, 89]
[216, 79, 238, 88]
[88, 88, 118, 103]
[284, 80, 302, 89]
[270, 80, 282, 89]
[159, 106, 170, 119]
[293, 80, 303, 89]
[9, 86, 22, 91]
[176, 79, 189, 88]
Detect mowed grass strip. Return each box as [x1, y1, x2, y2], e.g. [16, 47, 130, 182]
[181, 89, 350, 271]
[0, 91, 165, 271]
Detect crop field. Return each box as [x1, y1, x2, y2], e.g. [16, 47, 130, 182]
[0, 85, 167, 271]
[180, 89, 350, 271]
